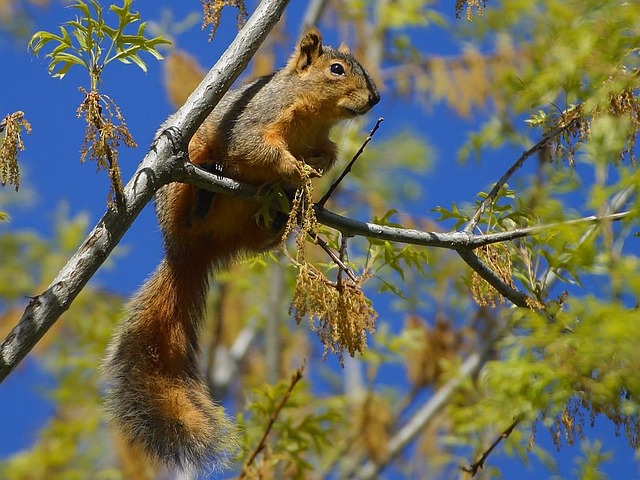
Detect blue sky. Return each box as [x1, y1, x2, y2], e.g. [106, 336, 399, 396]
[1, 1, 639, 478]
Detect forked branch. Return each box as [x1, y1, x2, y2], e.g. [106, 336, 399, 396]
[460, 418, 522, 476]
[464, 114, 581, 234]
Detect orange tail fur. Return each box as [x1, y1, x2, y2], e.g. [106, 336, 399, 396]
[103, 246, 238, 472]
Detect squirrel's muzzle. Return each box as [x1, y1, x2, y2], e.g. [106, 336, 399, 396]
[360, 75, 380, 114]
[367, 76, 381, 109]
[368, 89, 381, 109]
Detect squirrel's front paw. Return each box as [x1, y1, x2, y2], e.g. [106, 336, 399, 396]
[280, 156, 321, 186]
[304, 164, 323, 178]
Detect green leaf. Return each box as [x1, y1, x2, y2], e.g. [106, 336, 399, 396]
[29, 0, 169, 84]
[71, 0, 92, 20]
[126, 53, 147, 72]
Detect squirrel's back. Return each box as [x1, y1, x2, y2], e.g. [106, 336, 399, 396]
[103, 28, 379, 475]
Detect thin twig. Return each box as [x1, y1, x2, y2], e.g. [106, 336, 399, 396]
[460, 418, 522, 476]
[318, 117, 383, 207]
[337, 232, 349, 287]
[239, 364, 305, 477]
[464, 115, 581, 234]
[334, 232, 348, 296]
[312, 233, 358, 283]
[541, 186, 636, 291]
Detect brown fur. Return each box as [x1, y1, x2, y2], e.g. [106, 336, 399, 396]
[103, 28, 380, 473]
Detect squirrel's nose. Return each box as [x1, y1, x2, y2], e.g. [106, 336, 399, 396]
[367, 82, 381, 107]
[369, 90, 381, 106]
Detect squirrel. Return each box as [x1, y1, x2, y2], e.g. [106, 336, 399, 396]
[103, 28, 380, 474]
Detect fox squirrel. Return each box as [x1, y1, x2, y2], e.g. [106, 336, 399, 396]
[103, 28, 380, 474]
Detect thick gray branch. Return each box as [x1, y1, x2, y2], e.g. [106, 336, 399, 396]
[0, 0, 291, 383]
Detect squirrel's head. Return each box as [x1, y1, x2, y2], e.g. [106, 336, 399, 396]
[285, 28, 380, 119]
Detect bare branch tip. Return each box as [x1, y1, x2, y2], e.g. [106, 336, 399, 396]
[318, 117, 384, 207]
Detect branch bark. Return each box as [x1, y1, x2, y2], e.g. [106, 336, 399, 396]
[460, 417, 522, 476]
[0, 0, 291, 383]
[179, 162, 634, 251]
[457, 249, 531, 308]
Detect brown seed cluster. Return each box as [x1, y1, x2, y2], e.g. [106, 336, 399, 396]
[290, 262, 377, 363]
[285, 169, 378, 363]
[201, 0, 247, 40]
[471, 243, 514, 307]
[0, 111, 31, 191]
[76, 88, 136, 209]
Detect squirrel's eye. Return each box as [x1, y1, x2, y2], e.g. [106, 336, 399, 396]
[330, 63, 345, 76]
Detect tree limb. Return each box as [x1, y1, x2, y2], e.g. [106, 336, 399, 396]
[540, 186, 636, 290]
[0, 0, 291, 383]
[177, 162, 634, 313]
[457, 249, 532, 308]
[460, 417, 522, 476]
[464, 114, 581, 234]
[239, 364, 305, 477]
[352, 342, 495, 480]
[179, 162, 635, 250]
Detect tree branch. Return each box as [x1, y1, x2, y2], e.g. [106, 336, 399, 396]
[352, 342, 495, 480]
[540, 186, 636, 290]
[312, 233, 358, 283]
[464, 114, 581, 234]
[0, 0, 291, 383]
[460, 417, 522, 476]
[179, 163, 634, 312]
[239, 365, 305, 477]
[457, 249, 532, 308]
[315, 206, 634, 251]
[318, 117, 384, 208]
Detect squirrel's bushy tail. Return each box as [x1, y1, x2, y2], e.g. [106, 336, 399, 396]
[103, 251, 239, 471]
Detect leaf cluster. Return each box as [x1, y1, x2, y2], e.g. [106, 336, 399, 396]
[29, 0, 170, 85]
[0, 111, 31, 191]
[0, 210, 124, 480]
[239, 375, 342, 479]
[27, 0, 170, 209]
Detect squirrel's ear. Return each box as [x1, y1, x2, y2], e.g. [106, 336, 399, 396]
[338, 43, 350, 54]
[286, 27, 323, 73]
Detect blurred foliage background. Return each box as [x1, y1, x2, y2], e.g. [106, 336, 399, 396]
[1, 0, 639, 479]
